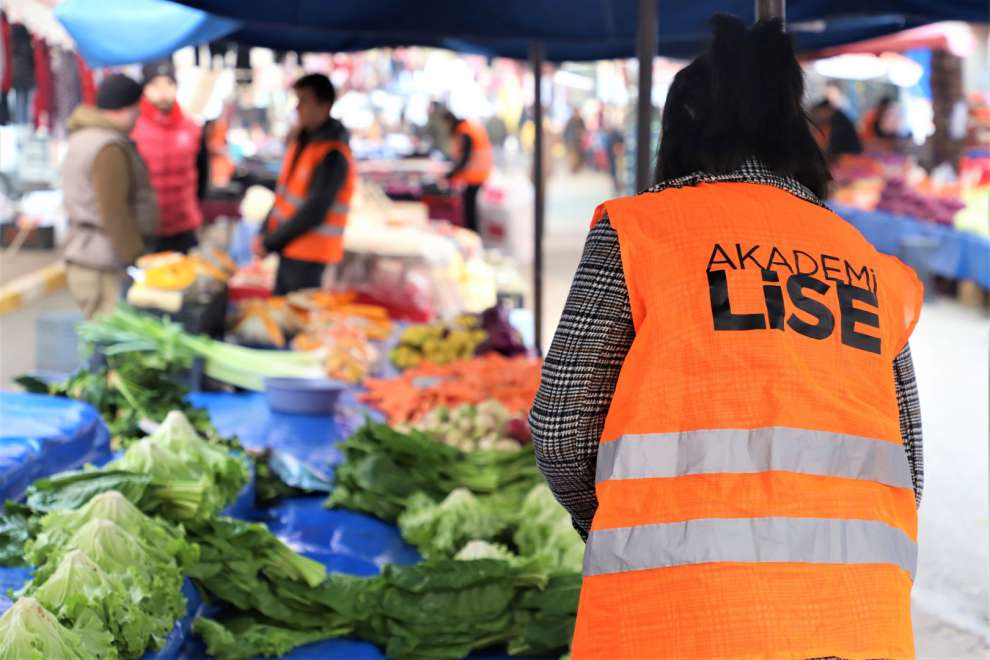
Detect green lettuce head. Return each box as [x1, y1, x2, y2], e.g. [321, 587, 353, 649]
[0, 596, 107, 660]
[32, 550, 177, 659]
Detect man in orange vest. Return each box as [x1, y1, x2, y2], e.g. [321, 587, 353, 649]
[443, 110, 492, 233]
[254, 74, 355, 294]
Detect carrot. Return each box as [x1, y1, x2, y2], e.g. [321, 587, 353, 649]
[358, 354, 542, 424]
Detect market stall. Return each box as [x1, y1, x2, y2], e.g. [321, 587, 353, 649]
[0, 301, 561, 659]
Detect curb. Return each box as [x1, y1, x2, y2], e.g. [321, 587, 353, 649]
[0, 263, 67, 315]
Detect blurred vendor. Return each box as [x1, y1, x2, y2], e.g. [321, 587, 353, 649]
[133, 59, 208, 254]
[443, 110, 492, 234]
[811, 98, 862, 163]
[254, 74, 355, 295]
[860, 96, 909, 154]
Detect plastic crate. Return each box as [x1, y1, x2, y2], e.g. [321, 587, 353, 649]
[35, 311, 84, 373]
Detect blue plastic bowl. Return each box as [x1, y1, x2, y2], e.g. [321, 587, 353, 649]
[263, 377, 345, 416]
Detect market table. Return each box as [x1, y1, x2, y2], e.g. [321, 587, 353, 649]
[835, 204, 990, 290]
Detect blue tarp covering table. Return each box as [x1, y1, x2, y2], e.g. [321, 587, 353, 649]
[0, 393, 112, 502]
[834, 204, 990, 290]
[185, 392, 416, 659]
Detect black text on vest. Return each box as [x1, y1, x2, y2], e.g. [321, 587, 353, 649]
[706, 243, 882, 354]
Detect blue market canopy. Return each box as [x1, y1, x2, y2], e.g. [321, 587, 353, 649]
[56, 0, 988, 65]
[182, 0, 988, 61]
[54, 0, 240, 67]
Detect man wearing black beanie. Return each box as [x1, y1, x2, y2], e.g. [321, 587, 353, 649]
[62, 73, 159, 318]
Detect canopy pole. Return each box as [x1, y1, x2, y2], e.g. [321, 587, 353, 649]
[635, 0, 657, 191]
[755, 0, 785, 20]
[530, 42, 546, 353]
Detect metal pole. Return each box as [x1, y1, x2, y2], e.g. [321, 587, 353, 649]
[755, 0, 785, 20]
[635, 0, 657, 191]
[530, 43, 545, 353]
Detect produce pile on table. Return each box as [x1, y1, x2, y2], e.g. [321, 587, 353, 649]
[361, 353, 541, 425]
[0, 411, 250, 658]
[398, 399, 531, 452]
[389, 306, 527, 370]
[829, 154, 975, 228]
[230, 292, 392, 383]
[77, 306, 326, 392]
[127, 249, 236, 313]
[5, 298, 582, 659]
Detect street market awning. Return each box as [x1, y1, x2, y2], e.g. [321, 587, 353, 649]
[176, 0, 989, 61]
[53, 0, 988, 65]
[54, 0, 241, 67]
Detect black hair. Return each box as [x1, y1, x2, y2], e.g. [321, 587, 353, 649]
[654, 15, 830, 199]
[871, 96, 898, 139]
[293, 73, 336, 106]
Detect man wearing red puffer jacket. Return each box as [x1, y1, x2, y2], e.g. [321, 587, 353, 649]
[132, 60, 208, 253]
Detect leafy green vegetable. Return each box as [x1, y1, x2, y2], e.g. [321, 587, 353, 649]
[78, 305, 324, 392]
[148, 411, 249, 507]
[30, 550, 171, 659]
[24, 470, 152, 516]
[327, 421, 541, 521]
[0, 597, 107, 660]
[0, 507, 34, 566]
[16, 352, 230, 450]
[398, 489, 514, 559]
[514, 485, 584, 574]
[193, 616, 350, 660]
[26, 491, 197, 574]
[185, 516, 329, 628]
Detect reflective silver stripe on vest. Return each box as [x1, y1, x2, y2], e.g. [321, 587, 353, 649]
[596, 427, 913, 490]
[278, 190, 306, 208]
[315, 224, 345, 237]
[330, 203, 350, 215]
[584, 517, 917, 578]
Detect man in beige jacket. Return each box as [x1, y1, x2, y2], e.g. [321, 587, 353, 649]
[62, 74, 158, 318]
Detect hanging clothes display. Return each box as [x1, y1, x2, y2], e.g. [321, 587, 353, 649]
[32, 38, 53, 131]
[0, 12, 12, 125]
[77, 54, 95, 105]
[52, 47, 82, 136]
[10, 22, 34, 124]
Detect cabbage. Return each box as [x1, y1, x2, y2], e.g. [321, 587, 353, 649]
[0, 597, 104, 660]
[513, 485, 584, 573]
[31, 550, 170, 659]
[398, 489, 514, 559]
[40, 520, 186, 625]
[148, 411, 248, 505]
[26, 491, 196, 572]
[454, 540, 516, 562]
[109, 439, 222, 520]
[111, 438, 199, 482]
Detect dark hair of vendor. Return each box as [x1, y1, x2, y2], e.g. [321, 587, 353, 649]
[293, 73, 336, 106]
[654, 15, 830, 199]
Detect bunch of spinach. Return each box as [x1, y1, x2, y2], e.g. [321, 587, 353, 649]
[326, 421, 541, 521]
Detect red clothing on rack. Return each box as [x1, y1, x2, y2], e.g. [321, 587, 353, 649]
[1, 13, 12, 93]
[76, 54, 95, 105]
[32, 38, 53, 130]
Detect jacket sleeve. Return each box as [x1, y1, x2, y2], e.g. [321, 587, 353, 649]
[263, 149, 347, 254]
[447, 133, 472, 178]
[529, 214, 634, 538]
[91, 144, 144, 264]
[893, 344, 924, 506]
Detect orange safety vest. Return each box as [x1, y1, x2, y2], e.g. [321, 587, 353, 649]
[450, 120, 493, 185]
[268, 138, 355, 264]
[573, 182, 923, 659]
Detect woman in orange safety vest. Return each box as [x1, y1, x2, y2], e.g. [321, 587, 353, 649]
[530, 15, 924, 659]
[443, 110, 493, 233]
